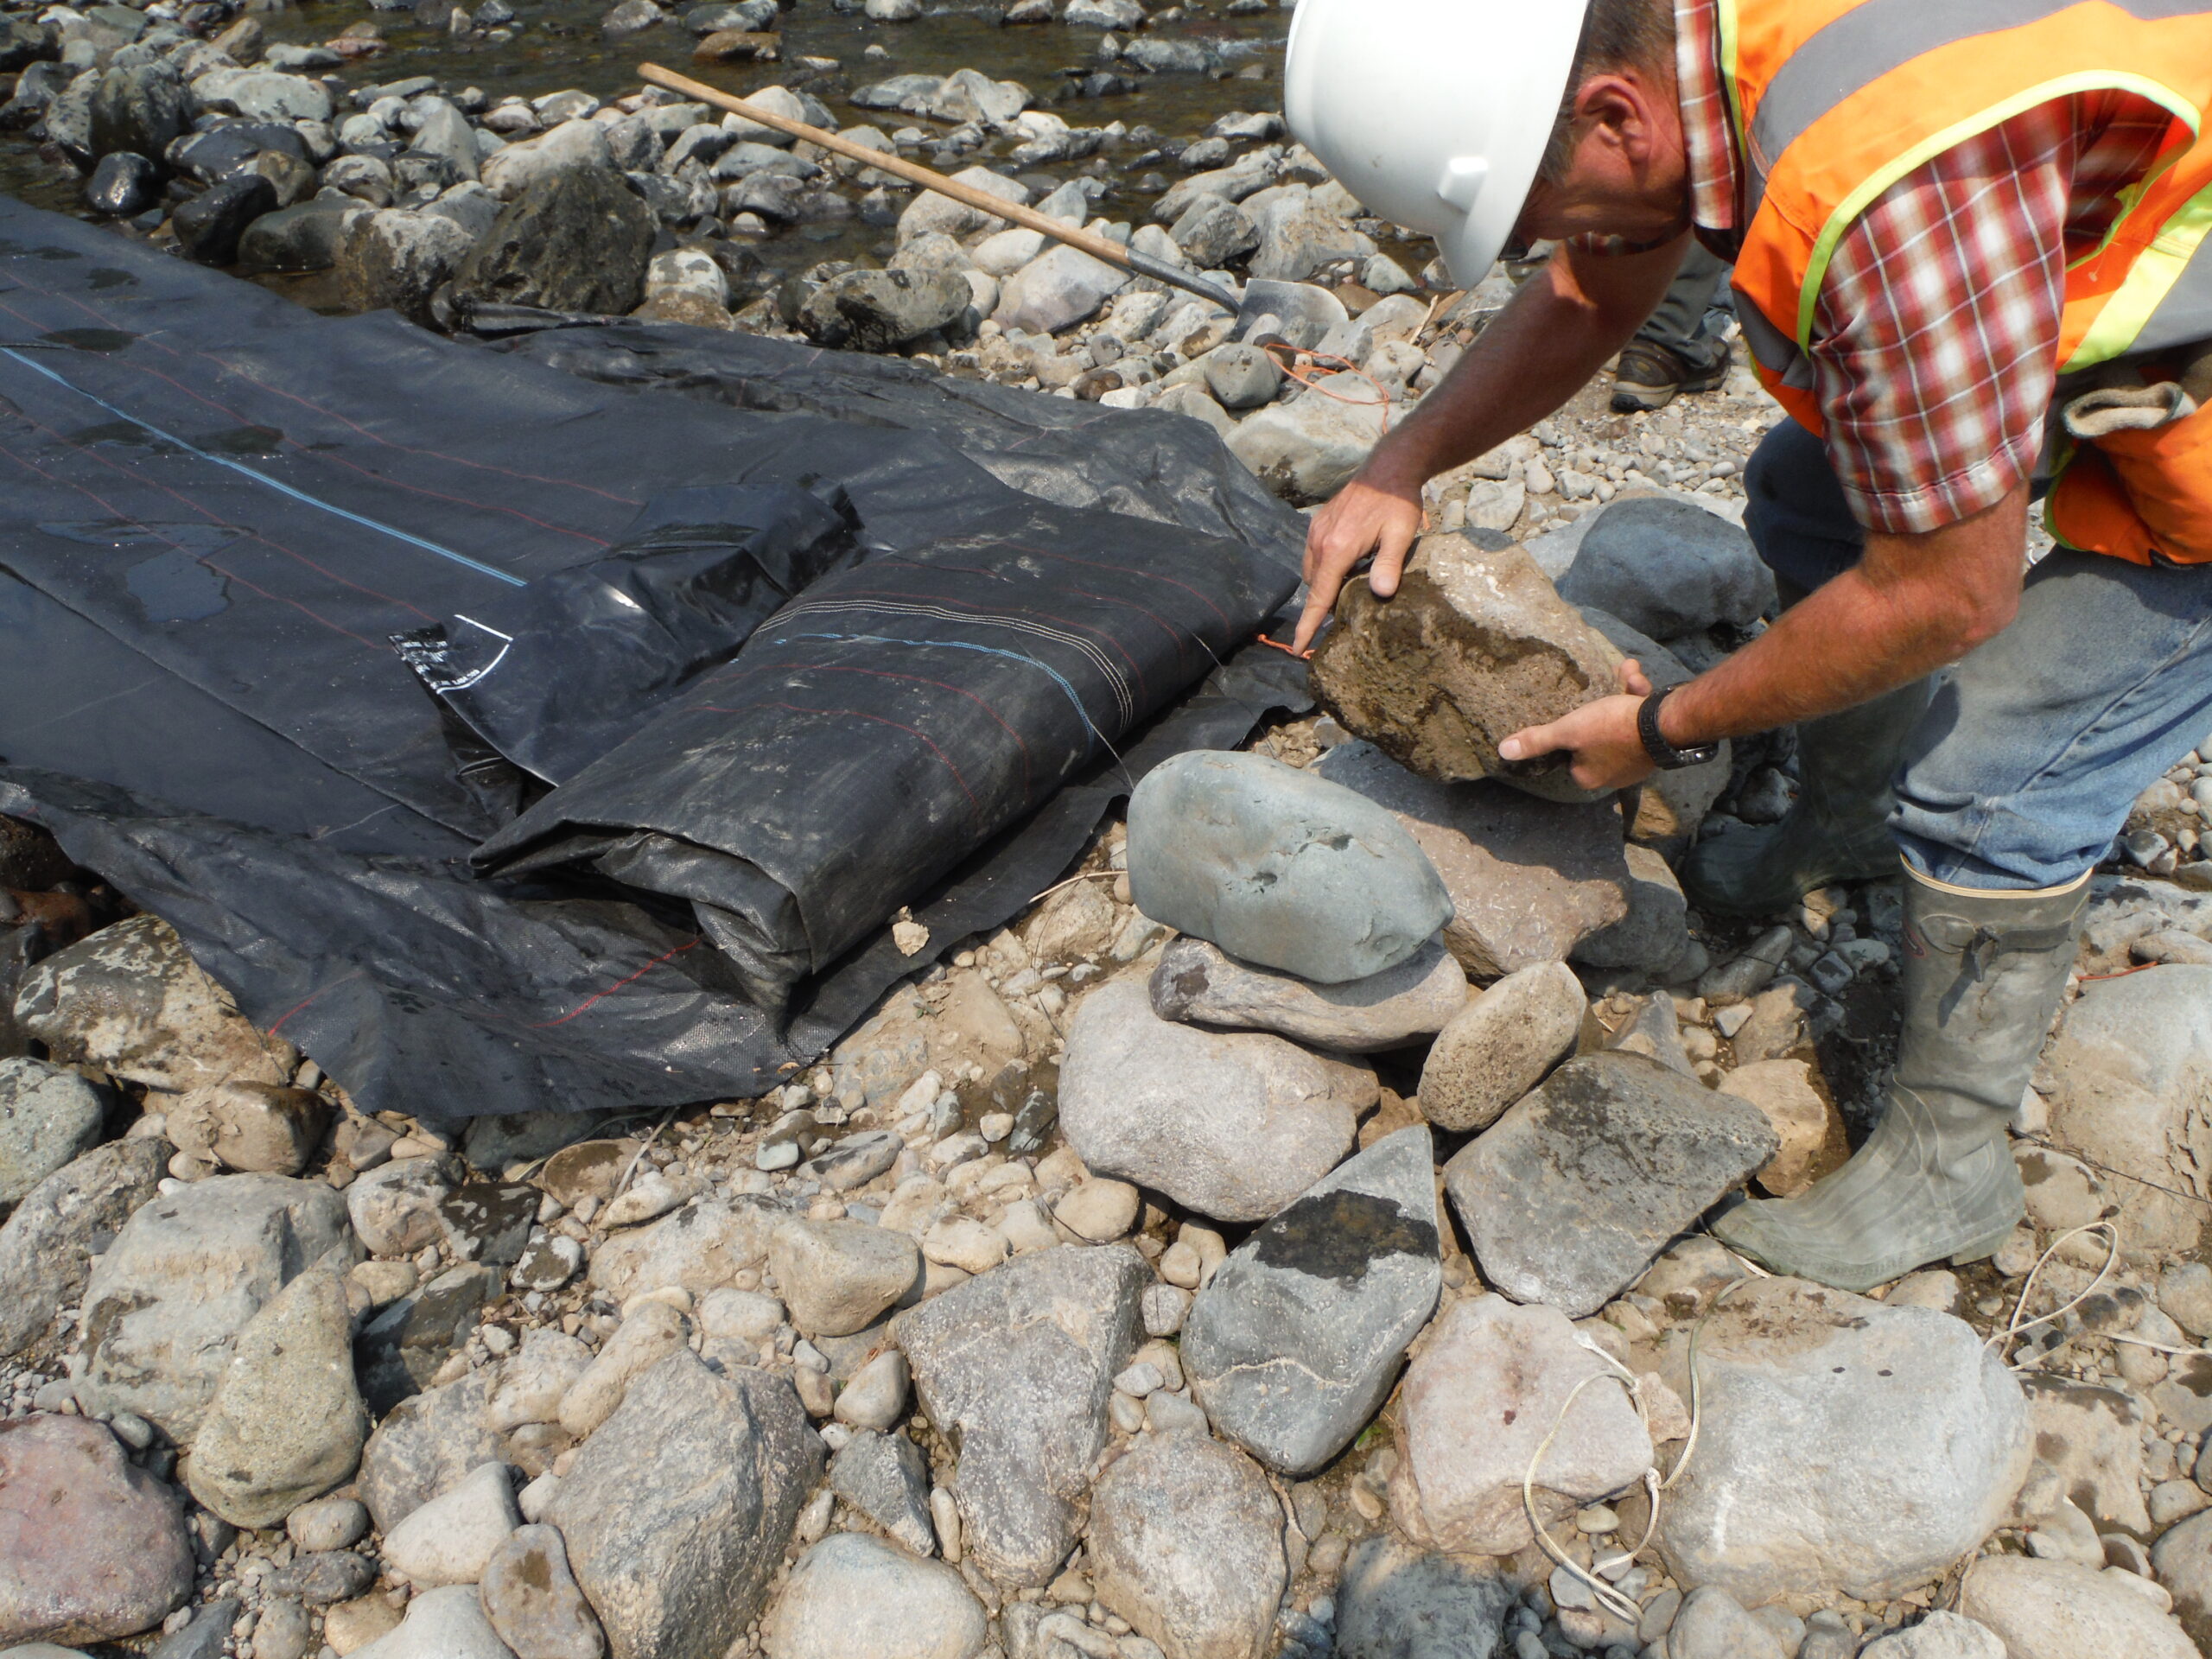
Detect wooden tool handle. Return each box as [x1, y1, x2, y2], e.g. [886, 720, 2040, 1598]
[639, 62, 1136, 267]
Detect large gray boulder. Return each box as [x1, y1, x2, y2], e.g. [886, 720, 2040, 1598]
[1555, 496, 1775, 640]
[1389, 1294, 1652, 1555]
[0, 1137, 164, 1357]
[1148, 936, 1466, 1052]
[1058, 976, 1370, 1223]
[88, 60, 188, 162]
[1443, 1052, 1777, 1317]
[0, 1058, 105, 1208]
[454, 163, 654, 317]
[799, 269, 969, 352]
[1308, 533, 1626, 804]
[78, 1173, 351, 1440]
[1126, 750, 1451, 984]
[1183, 1128, 1440, 1475]
[1088, 1434, 1286, 1659]
[548, 1351, 821, 1659]
[336, 208, 477, 326]
[891, 1246, 1143, 1586]
[13, 913, 295, 1092]
[1315, 741, 1630, 978]
[1225, 377, 1390, 505]
[183, 1267, 365, 1529]
[994, 243, 1128, 335]
[1657, 1278, 2032, 1604]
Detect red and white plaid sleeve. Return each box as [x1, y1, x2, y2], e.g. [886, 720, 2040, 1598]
[1808, 94, 2171, 534]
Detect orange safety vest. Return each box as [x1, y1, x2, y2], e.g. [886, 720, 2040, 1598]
[1721, 0, 2212, 564]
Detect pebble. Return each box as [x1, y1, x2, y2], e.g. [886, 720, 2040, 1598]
[287, 1497, 370, 1554]
[1418, 960, 1586, 1133]
[834, 1349, 912, 1431]
[479, 1524, 605, 1659]
[1148, 935, 1467, 1052]
[380, 1461, 519, 1587]
[761, 1534, 988, 1659]
[769, 1218, 923, 1338]
[349, 1584, 515, 1659]
[1052, 1176, 1140, 1243]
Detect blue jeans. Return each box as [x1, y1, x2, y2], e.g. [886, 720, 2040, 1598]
[1744, 418, 2212, 891]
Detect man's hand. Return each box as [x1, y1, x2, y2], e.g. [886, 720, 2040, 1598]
[1499, 660, 1657, 791]
[1291, 471, 1425, 652]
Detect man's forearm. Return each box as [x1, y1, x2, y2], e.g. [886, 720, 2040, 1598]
[1660, 490, 2031, 745]
[1360, 237, 1687, 489]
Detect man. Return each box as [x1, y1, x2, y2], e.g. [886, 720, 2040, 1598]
[1611, 243, 1732, 413]
[1281, 0, 2212, 1291]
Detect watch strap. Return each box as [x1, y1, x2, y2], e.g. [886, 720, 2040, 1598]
[1637, 685, 1719, 769]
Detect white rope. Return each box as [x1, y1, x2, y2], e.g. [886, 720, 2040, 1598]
[1987, 1220, 2120, 1369]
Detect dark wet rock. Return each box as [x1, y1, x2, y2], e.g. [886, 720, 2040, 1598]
[0, 63, 70, 132]
[548, 1351, 820, 1659]
[1126, 749, 1452, 984]
[238, 200, 359, 272]
[357, 1262, 499, 1414]
[0, 1414, 194, 1647]
[0, 1137, 164, 1358]
[172, 174, 276, 266]
[454, 162, 653, 316]
[1333, 1537, 1517, 1659]
[85, 150, 158, 216]
[1184, 1127, 1441, 1475]
[1309, 533, 1627, 804]
[893, 1244, 1145, 1586]
[167, 122, 308, 187]
[829, 1430, 935, 1555]
[440, 1180, 537, 1266]
[41, 76, 98, 170]
[90, 61, 188, 163]
[79, 1173, 351, 1441]
[798, 267, 970, 353]
[1443, 1052, 1777, 1317]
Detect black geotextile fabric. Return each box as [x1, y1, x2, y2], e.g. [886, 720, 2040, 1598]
[0, 197, 1311, 1118]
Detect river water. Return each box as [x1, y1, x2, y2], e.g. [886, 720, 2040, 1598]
[1, 0, 1302, 288]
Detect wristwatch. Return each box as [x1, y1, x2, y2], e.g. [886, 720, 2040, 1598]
[1637, 685, 1721, 770]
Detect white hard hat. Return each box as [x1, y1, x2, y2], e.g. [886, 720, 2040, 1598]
[1284, 0, 1591, 286]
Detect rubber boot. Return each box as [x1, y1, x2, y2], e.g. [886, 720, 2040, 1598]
[1680, 674, 1935, 917]
[1710, 865, 2090, 1292]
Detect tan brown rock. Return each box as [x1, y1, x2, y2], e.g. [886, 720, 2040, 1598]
[1716, 1059, 1850, 1198]
[1308, 533, 1624, 803]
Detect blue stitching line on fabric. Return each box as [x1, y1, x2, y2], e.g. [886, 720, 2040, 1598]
[0, 346, 527, 588]
[776, 630, 1105, 757]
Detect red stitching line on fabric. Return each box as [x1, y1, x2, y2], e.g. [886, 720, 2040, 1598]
[528, 938, 704, 1028]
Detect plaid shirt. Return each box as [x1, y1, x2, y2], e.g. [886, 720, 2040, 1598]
[1672, 0, 2172, 533]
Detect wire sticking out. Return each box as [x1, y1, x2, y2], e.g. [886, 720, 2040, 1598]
[1258, 341, 1396, 429]
[1988, 1220, 2120, 1368]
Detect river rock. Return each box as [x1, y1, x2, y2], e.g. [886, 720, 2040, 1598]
[0, 1138, 164, 1357]
[1656, 1277, 2031, 1603]
[898, 163, 1028, 243]
[184, 1267, 365, 1529]
[2044, 964, 2212, 1254]
[548, 1351, 820, 1659]
[2152, 1506, 2212, 1649]
[0, 1415, 194, 1647]
[1418, 961, 1586, 1133]
[349, 1584, 515, 1659]
[1148, 936, 1465, 1052]
[358, 1370, 502, 1533]
[1442, 1052, 1776, 1317]
[13, 913, 295, 1092]
[1857, 1612, 2008, 1659]
[1174, 198, 1260, 272]
[1089, 1434, 1285, 1659]
[454, 162, 653, 316]
[164, 1081, 330, 1178]
[1313, 742, 1629, 977]
[480, 117, 614, 199]
[486, 1327, 593, 1431]
[994, 243, 1128, 335]
[1332, 1538, 1516, 1659]
[1389, 1294, 1653, 1555]
[1556, 496, 1775, 640]
[587, 1197, 782, 1301]
[558, 1301, 689, 1439]
[1572, 843, 1692, 974]
[0, 1058, 104, 1207]
[1183, 1127, 1440, 1475]
[768, 1217, 920, 1337]
[1058, 976, 1370, 1223]
[762, 1534, 986, 1659]
[800, 269, 970, 352]
[1308, 533, 1625, 804]
[78, 1173, 351, 1440]
[264, 1551, 376, 1607]
[1960, 1556, 2194, 1659]
[1713, 1058, 1849, 1199]
[382, 1462, 518, 1587]
[830, 1430, 935, 1555]
[1225, 375, 1392, 505]
[86, 149, 158, 217]
[346, 1158, 452, 1257]
[336, 207, 476, 325]
[891, 1244, 1143, 1585]
[480, 1524, 603, 1659]
[1127, 751, 1451, 984]
[89, 60, 188, 162]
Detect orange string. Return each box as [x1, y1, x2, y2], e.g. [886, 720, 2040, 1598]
[1258, 342, 1395, 426]
[1255, 632, 1314, 659]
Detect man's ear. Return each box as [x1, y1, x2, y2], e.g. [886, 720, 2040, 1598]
[1572, 70, 1662, 163]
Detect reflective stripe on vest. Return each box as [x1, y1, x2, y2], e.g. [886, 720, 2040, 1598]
[1719, 0, 2212, 562]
